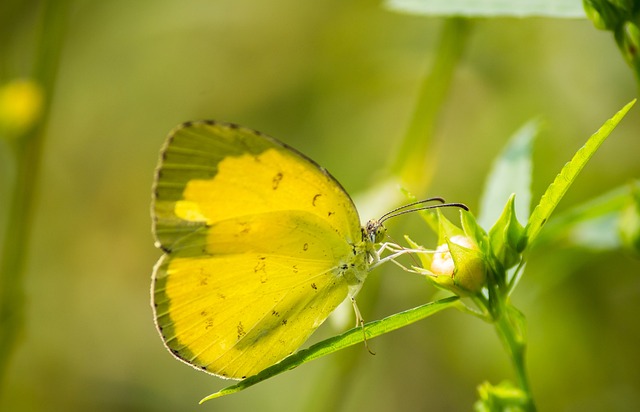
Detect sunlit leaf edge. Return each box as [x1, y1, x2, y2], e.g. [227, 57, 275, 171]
[523, 99, 636, 249]
[532, 183, 631, 247]
[386, 0, 586, 18]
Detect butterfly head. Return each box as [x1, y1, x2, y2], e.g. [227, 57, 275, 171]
[363, 219, 387, 244]
[364, 198, 470, 246]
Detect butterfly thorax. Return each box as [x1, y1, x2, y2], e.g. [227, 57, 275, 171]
[336, 220, 386, 299]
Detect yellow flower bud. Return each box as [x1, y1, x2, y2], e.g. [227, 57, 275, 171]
[0, 79, 44, 137]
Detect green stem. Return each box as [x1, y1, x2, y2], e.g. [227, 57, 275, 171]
[0, 0, 68, 394]
[391, 17, 472, 192]
[0, 137, 40, 388]
[493, 298, 536, 411]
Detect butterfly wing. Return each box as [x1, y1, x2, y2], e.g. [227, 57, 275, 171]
[151, 121, 364, 379]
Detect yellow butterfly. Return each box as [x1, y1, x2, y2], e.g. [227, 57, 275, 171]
[151, 121, 461, 380]
[151, 121, 387, 380]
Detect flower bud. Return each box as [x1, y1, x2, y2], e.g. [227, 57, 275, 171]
[475, 380, 529, 411]
[431, 234, 486, 296]
[583, 0, 640, 80]
[488, 194, 525, 270]
[583, 0, 628, 31]
[410, 209, 488, 296]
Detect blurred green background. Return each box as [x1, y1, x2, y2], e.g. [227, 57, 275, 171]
[1, 0, 639, 411]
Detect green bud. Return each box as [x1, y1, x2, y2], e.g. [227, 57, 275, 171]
[583, 0, 629, 31]
[410, 210, 488, 297]
[615, 21, 640, 75]
[583, 0, 640, 79]
[475, 380, 529, 412]
[434, 235, 486, 295]
[488, 194, 525, 269]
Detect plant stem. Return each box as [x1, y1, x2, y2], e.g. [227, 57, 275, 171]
[0, 136, 41, 390]
[391, 17, 472, 192]
[0, 0, 68, 395]
[493, 298, 536, 411]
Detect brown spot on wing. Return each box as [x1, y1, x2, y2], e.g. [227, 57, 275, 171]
[272, 172, 284, 190]
[237, 322, 246, 339]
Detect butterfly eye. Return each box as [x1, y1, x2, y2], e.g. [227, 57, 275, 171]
[373, 224, 386, 243]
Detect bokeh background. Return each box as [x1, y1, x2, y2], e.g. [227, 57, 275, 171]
[1, 1, 639, 411]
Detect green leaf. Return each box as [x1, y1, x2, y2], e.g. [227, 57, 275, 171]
[200, 296, 460, 402]
[522, 100, 636, 250]
[387, 0, 586, 18]
[478, 120, 539, 230]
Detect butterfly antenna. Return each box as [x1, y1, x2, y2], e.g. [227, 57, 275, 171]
[378, 200, 469, 225]
[377, 197, 446, 222]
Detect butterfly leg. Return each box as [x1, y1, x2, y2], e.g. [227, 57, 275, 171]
[350, 297, 375, 355]
[372, 244, 432, 270]
[375, 241, 404, 257]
